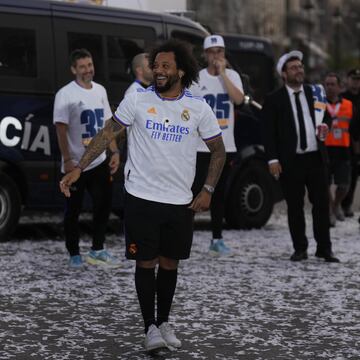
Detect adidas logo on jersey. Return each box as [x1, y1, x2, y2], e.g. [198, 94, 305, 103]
[201, 86, 207, 91]
[147, 107, 157, 114]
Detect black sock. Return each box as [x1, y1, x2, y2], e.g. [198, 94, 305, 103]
[156, 267, 178, 326]
[135, 266, 156, 333]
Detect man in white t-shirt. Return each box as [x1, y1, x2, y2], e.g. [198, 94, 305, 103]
[125, 53, 153, 95]
[59, 40, 226, 352]
[192, 34, 244, 256]
[54, 48, 120, 268]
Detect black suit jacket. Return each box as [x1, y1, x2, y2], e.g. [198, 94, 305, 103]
[261, 84, 330, 170]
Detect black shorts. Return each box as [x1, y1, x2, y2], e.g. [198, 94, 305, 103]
[328, 159, 351, 186]
[124, 192, 194, 260]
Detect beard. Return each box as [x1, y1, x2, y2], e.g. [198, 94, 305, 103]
[287, 73, 304, 87]
[143, 71, 153, 84]
[154, 73, 181, 93]
[81, 72, 94, 83]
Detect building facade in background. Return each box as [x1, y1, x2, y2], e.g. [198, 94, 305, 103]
[62, 0, 187, 12]
[60, 0, 360, 81]
[188, 0, 360, 82]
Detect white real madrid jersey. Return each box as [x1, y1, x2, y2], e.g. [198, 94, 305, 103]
[191, 68, 243, 153]
[125, 80, 147, 96]
[53, 81, 112, 172]
[113, 86, 221, 205]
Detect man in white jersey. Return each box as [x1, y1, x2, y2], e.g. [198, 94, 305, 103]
[121, 53, 153, 159]
[192, 34, 244, 255]
[54, 48, 120, 268]
[59, 40, 226, 352]
[125, 53, 153, 95]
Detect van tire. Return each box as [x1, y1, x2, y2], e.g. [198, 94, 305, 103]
[225, 162, 274, 229]
[0, 173, 21, 242]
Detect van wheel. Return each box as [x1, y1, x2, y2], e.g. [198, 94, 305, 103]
[225, 162, 274, 229]
[0, 173, 21, 242]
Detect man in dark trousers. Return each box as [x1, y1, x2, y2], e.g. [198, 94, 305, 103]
[341, 68, 360, 217]
[262, 50, 339, 263]
[324, 72, 355, 226]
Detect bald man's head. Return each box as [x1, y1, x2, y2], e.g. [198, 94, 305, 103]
[131, 53, 153, 85]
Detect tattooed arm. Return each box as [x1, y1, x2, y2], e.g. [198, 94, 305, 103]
[60, 118, 125, 197]
[189, 136, 226, 212]
[203, 136, 226, 188]
[78, 118, 124, 170]
[108, 138, 120, 175]
[108, 127, 127, 174]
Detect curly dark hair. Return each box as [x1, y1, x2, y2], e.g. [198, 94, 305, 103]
[70, 48, 92, 67]
[149, 39, 199, 88]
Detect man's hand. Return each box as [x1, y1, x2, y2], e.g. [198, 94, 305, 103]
[214, 57, 226, 75]
[59, 167, 82, 197]
[316, 123, 329, 141]
[269, 161, 282, 180]
[189, 190, 212, 212]
[64, 159, 76, 174]
[109, 153, 120, 174]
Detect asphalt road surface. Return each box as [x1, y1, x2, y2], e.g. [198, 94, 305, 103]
[1, 205, 360, 360]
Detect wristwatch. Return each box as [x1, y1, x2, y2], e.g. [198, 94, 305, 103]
[203, 184, 215, 194]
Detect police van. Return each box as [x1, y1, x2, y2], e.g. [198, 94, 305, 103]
[0, 0, 279, 240]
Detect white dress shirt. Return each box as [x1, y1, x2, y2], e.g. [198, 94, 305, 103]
[285, 84, 318, 154]
[268, 85, 319, 165]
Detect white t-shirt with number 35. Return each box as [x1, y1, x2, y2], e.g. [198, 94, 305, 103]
[53, 81, 112, 173]
[191, 68, 243, 153]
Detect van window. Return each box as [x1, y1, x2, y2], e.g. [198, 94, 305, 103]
[53, 17, 157, 99]
[0, 28, 37, 77]
[67, 32, 105, 80]
[107, 36, 144, 82]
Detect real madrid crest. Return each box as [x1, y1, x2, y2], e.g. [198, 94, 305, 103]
[181, 109, 190, 121]
[129, 243, 137, 255]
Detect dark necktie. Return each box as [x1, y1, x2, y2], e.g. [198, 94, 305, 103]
[294, 91, 307, 150]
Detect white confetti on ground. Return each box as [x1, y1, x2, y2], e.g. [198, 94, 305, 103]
[1, 203, 360, 360]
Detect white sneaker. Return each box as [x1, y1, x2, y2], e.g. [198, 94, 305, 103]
[144, 324, 167, 352]
[159, 322, 182, 348]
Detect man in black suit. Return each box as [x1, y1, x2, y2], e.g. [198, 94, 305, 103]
[262, 50, 339, 263]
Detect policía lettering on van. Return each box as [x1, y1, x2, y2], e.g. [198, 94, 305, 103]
[0, 116, 51, 155]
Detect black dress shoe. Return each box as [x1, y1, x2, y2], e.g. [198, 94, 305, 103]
[315, 250, 325, 258]
[290, 251, 308, 261]
[343, 207, 354, 217]
[324, 255, 340, 263]
[315, 251, 340, 263]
